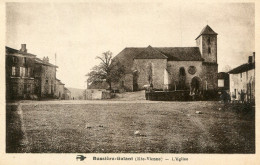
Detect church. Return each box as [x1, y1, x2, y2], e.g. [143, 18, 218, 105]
[112, 25, 218, 93]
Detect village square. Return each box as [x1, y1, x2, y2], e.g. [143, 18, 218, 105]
[4, 2, 255, 155]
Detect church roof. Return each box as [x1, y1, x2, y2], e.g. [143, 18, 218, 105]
[134, 45, 168, 59]
[113, 47, 145, 73]
[113, 46, 204, 73]
[155, 47, 203, 61]
[195, 25, 218, 40]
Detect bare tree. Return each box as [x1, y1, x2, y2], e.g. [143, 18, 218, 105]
[86, 51, 125, 90]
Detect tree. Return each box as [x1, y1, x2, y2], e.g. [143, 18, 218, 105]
[86, 51, 125, 90]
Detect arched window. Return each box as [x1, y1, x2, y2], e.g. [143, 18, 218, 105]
[179, 67, 186, 76]
[207, 38, 211, 44]
[208, 47, 211, 54]
[179, 67, 186, 90]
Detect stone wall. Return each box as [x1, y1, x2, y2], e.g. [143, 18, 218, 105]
[230, 69, 255, 102]
[6, 53, 35, 99]
[123, 73, 134, 91]
[133, 59, 167, 90]
[201, 35, 217, 63]
[167, 61, 203, 90]
[202, 63, 218, 90]
[35, 64, 56, 97]
[55, 81, 65, 99]
[85, 89, 110, 100]
[111, 73, 133, 92]
[7, 78, 35, 99]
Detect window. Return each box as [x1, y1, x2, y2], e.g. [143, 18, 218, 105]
[207, 38, 211, 44]
[25, 68, 28, 77]
[27, 84, 31, 93]
[24, 84, 27, 93]
[246, 71, 248, 80]
[28, 68, 31, 77]
[240, 73, 242, 79]
[179, 67, 186, 76]
[12, 56, 18, 63]
[19, 67, 26, 77]
[23, 67, 26, 77]
[20, 67, 23, 77]
[208, 47, 211, 54]
[23, 57, 27, 64]
[218, 79, 224, 87]
[12, 67, 16, 76]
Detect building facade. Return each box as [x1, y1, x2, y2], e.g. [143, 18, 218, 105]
[6, 44, 67, 100]
[64, 87, 71, 100]
[229, 53, 255, 103]
[113, 25, 218, 93]
[55, 78, 65, 99]
[34, 57, 57, 98]
[6, 45, 36, 99]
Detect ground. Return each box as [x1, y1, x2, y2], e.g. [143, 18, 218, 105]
[6, 97, 254, 153]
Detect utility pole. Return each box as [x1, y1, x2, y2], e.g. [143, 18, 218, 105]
[55, 53, 57, 66]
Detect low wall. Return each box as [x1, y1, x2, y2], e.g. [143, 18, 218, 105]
[145, 90, 219, 101]
[85, 89, 114, 100]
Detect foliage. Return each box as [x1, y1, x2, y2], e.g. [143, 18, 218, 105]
[86, 51, 125, 89]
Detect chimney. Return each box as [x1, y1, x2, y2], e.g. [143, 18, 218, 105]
[43, 56, 49, 63]
[20, 44, 27, 53]
[248, 56, 252, 63]
[252, 52, 255, 63]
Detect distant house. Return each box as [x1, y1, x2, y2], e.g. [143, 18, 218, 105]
[229, 52, 255, 103]
[64, 87, 71, 100]
[55, 78, 65, 99]
[217, 72, 229, 91]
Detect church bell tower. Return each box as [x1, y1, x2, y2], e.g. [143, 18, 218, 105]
[195, 25, 218, 63]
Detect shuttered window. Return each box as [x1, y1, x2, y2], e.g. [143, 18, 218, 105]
[12, 67, 16, 76]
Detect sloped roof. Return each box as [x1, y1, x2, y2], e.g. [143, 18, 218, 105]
[113, 46, 204, 73]
[195, 25, 218, 40]
[112, 47, 145, 73]
[56, 78, 65, 85]
[64, 87, 71, 93]
[6, 46, 36, 57]
[228, 62, 255, 74]
[35, 57, 58, 68]
[134, 45, 168, 59]
[155, 47, 203, 61]
[56, 79, 65, 85]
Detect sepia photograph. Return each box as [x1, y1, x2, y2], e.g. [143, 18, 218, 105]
[2, 0, 258, 163]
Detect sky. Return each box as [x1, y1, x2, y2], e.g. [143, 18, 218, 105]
[6, 2, 255, 89]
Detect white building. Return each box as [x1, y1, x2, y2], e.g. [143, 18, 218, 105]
[229, 53, 255, 103]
